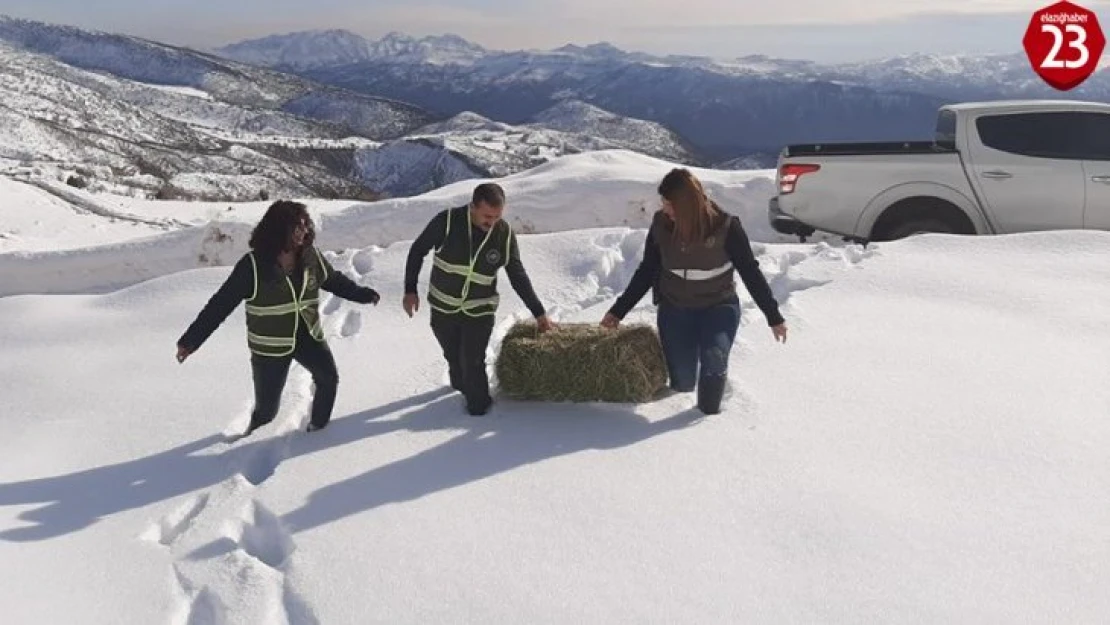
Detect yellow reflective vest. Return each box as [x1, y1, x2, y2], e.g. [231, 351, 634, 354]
[427, 206, 511, 317]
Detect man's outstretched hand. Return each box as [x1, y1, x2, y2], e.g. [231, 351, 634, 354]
[403, 293, 420, 317]
[536, 314, 556, 333]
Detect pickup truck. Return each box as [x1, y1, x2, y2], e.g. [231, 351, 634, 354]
[768, 99, 1110, 242]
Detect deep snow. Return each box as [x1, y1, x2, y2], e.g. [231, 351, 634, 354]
[2, 151, 1108, 624]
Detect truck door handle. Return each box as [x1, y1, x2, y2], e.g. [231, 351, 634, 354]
[1091, 175, 1110, 183]
[981, 170, 1012, 179]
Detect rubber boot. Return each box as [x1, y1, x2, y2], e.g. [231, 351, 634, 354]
[696, 374, 727, 415]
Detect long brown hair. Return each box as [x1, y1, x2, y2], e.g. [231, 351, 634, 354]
[249, 200, 315, 260]
[658, 168, 716, 245]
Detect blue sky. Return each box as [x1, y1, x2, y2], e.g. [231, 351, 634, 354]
[3, 0, 1110, 62]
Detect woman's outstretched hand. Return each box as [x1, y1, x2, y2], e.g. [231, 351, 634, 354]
[771, 323, 788, 343]
[600, 313, 620, 329]
[176, 344, 192, 363]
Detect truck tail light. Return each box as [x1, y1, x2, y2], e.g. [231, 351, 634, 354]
[779, 163, 820, 194]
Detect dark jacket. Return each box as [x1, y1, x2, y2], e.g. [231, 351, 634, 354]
[404, 206, 546, 318]
[178, 247, 379, 352]
[608, 207, 785, 326]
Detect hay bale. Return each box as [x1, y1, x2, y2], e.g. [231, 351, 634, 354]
[495, 321, 668, 403]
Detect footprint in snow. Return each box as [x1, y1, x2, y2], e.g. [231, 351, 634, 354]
[141, 493, 210, 546]
[237, 501, 295, 570]
[340, 310, 361, 338]
[352, 249, 375, 276]
[322, 294, 342, 316]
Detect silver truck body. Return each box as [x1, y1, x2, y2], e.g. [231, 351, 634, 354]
[769, 100, 1110, 242]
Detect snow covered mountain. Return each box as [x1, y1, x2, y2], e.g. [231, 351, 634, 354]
[530, 100, 699, 160]
[214, 30, 488, 70]
[827, 51, 1110, 100]
[0, 41, 701, 200]
[356, 105, 702, 197]
[303, 57, 946, 161]
[0, 17, 705, 200]
[213, 29, 377, 71]
[0, 18, 433, 139]
[216, 30, 1110, 162]
[0, 42, 393, 201]
[215, 30, 487, 71]
[9, 17, 1106, 201]
[0, 17, 451, 201]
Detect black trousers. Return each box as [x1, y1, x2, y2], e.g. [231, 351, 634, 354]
[247, 322, 339, 432]
[430, 310, 495, 414]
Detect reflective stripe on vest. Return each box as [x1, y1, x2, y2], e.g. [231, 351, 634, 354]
[428, 284, 499, 313]
[667, 261, 733, 281]
[244, 249, 326, 357]
[427, 207, 501, 317]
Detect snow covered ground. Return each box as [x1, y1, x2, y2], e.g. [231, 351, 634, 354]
[2, 150, 1109, 623]
[0, 151, 790, 297]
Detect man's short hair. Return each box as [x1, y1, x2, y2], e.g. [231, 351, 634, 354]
[472, 182, 505, 207]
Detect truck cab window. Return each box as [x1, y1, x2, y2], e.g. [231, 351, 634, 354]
[935, 110, 957, 149]
[975, 112, 1086, 160]
[1078, 113, 1110, 160]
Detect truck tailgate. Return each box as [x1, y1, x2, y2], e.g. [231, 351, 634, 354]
[775, 152, 970, 238]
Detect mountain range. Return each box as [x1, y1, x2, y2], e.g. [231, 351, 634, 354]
[1, 16, 1107, 202]
[0, 17, 703, 200]
[215, 30, 1110, 160]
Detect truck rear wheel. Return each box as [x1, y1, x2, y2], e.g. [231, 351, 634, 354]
[871, 198, 974, 242]
[883, 218, 957, 240]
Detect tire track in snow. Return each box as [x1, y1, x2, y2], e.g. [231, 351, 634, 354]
[146, 248, 373, 624]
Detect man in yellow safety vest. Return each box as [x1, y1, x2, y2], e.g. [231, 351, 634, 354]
[403, 182, 554, 415]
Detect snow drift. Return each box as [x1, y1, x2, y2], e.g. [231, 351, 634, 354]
[2, 150, 1109, 624]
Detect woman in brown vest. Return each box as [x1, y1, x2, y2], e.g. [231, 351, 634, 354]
[602, 168, 788, 414]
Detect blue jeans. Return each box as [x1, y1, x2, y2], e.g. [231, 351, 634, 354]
[656, 294, 741, 392]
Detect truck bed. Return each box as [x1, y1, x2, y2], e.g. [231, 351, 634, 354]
[783, 141, 956, 157]
[772, 149, 974, 240]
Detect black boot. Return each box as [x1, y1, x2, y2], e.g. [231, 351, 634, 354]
[466, 394, 493, 416]
[696, 374, 727, 415]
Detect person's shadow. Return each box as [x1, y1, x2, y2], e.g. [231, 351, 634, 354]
[277, 394, 705, 535]
[0, 387, 705, 543]
[0, 388, 452, 542]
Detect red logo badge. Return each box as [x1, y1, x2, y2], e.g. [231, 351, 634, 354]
[1023, 0, 1105, 90]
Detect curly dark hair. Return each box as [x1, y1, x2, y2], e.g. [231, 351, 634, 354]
[248, 200, 315, 259]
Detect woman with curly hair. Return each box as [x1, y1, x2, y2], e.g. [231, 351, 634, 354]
[601, 168, 788, 414]
[176, 200, 380, 437]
